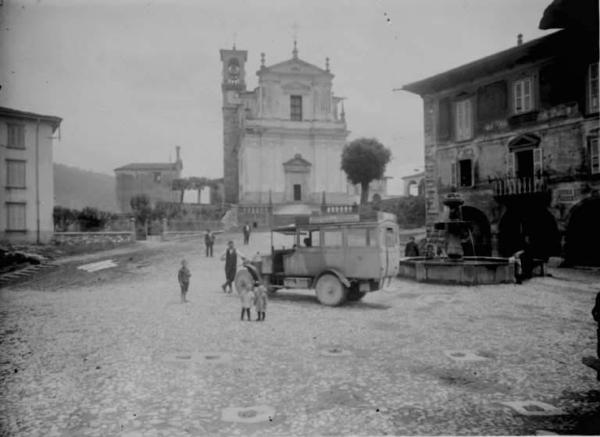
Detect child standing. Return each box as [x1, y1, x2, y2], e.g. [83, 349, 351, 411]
[254, 282, 268, 321]
[178, 259, 191, 303]
[239, 286, 255, 321]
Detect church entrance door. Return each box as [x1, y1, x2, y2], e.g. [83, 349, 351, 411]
[293, 184, 302, 201]
[282, 154, 312, 203]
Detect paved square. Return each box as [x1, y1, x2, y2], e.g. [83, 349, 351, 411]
[1, 233, 599, 436]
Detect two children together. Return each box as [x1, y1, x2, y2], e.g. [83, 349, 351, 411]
[240, 282, 268, 321]
[177, 259, 268, 321]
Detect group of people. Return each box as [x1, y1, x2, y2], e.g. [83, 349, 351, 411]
[177, 234, 268, 321]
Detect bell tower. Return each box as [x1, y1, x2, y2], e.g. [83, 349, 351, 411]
[220, 47, 247, 204]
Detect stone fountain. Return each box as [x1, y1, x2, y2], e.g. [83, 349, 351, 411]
[398, 193, 514, 285]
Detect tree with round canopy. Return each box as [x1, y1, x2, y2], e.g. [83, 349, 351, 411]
[341, 138, 391, 205]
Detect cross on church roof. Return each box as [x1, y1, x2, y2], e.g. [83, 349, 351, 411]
[292, 22, 299, 59]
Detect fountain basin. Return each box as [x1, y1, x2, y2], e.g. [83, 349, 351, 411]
[399, 256, 514, 285]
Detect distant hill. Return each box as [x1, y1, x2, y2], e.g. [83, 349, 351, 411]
[54, 163, 118, 212]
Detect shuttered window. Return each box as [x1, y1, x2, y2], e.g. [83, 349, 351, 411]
[6, 203, 26, 231]
[589, 63, 599, 113]
[477, 81, 507, 123]
[6, 160, 26, 188]
[454, 99, 472, 141]
[7, 124, 25, 149]
[590, 137, 599, 174]
[437, 98, 451, 140]
[513, 77, 533, 114]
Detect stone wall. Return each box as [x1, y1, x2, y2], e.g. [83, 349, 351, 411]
[52, 232, 134, 247]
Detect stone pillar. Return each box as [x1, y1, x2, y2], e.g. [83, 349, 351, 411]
[490, 223, 500, 257]
[130, 218, 136, 242]
[162, 218, 168, 241]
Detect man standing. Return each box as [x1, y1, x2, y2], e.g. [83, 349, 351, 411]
[404, 236, 419, 257]
[220, 240, 246, 293]
[204, 229, 214, 257]
[584, 292, 600, 381]
[243, 222, 251, 245]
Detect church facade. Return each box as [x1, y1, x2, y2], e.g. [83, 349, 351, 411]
[220, 43, 353, 207]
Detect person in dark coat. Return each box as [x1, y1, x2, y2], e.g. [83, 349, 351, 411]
[220, 240, 246, 293]
[583, 292, 600, 380]
[204, 229, 214, 257]
[404, 236, 419, 257]
[513, 236, 534, 284]
[594, 292, 600, 380]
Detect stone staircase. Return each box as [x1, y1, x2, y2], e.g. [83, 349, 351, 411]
[0, 262, 57, 288]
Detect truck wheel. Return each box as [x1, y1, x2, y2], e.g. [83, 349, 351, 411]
[347, 288, 367, 301]
[315, 274, 347, 306]
[234, 269, 254, 294]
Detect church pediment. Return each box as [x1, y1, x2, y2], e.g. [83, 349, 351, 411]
[283, 153, 312, 172]
[260, 58, 332, 77]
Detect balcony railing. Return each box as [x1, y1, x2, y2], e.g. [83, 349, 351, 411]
[490, 175, 548, 197]
[321, 204, 358, 214]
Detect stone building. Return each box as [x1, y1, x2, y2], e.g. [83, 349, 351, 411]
[220, 42, 355, 211]
[401, 171, 425, 197]
[0, 107, 62, 243]
[114, 146, 182, 213]
[402, 18, 599, 263]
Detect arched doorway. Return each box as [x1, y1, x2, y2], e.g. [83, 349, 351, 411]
[565, 197, 600, 266]
[498, 205, 560, 260]
[461, 206, 492, 256]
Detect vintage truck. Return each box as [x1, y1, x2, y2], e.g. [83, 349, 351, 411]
[234, 211, 400, 306]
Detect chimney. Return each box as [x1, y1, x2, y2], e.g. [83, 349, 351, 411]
[175, 145, 182, 173]
[517, 33, 523, 46]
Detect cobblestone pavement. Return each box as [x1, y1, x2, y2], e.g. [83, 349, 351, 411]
[1, 232, 599, 436]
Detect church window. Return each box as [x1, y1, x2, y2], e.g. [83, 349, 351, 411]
[290, 95, 302, 121]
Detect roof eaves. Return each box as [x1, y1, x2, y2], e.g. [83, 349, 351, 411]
[0, 106, 63, 131]
[401, 30, 565, 95]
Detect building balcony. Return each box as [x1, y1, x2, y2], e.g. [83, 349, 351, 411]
[490, 175, 549, 198]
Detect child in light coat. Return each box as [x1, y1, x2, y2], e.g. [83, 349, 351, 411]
[254, 283, 268, 321]
[239, 286, 255, 321]
[178, 259, 191, 303]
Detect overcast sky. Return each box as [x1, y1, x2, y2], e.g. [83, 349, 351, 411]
[0, 0, 553, 194]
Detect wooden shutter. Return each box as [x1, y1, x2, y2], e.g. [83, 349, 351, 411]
[590, 138, 599, 174]
[533, 148, 543, 177]
[437, 98, 451, 140]
[451, 162, 457, 187]
[507, 152, 515, 177]
[7, 203, 26, 230]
